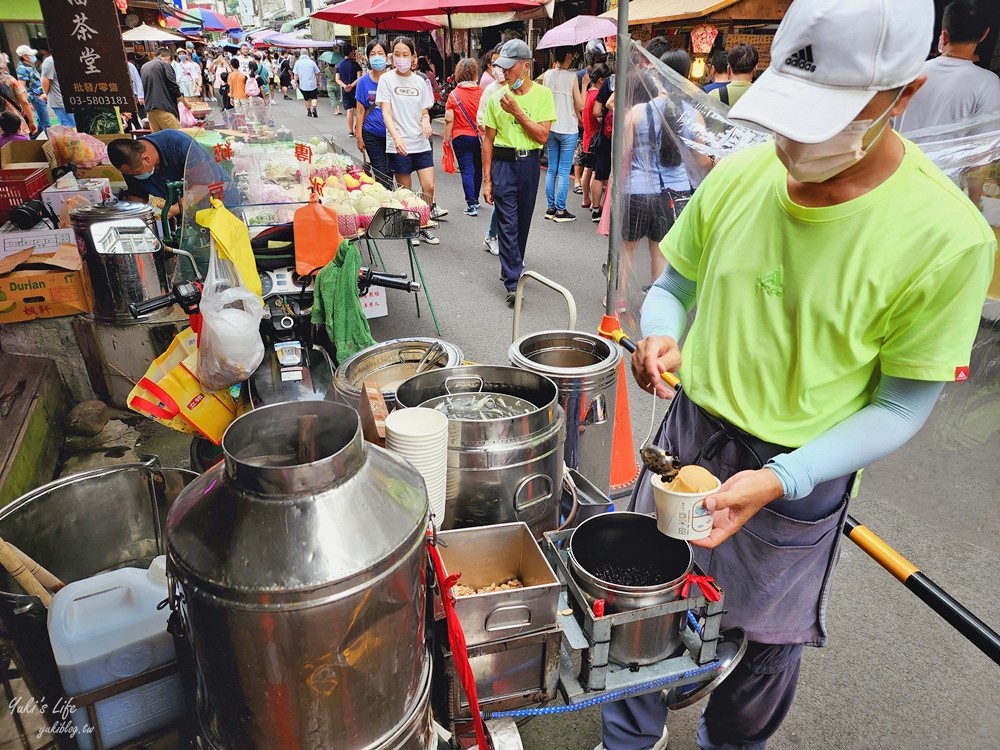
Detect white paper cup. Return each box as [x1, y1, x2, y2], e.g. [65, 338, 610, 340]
[651, 473, 721, 540]
[385, 408, 449, 440]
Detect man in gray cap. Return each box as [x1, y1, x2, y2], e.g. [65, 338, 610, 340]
[482, 39, 557, 306]
[601, 0, 995, 748]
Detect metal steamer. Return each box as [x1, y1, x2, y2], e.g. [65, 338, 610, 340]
[508, 331, 621, 494]
[166, 401, 434, 750]
[394, 366, 566, 540]
[331, 338, 465, 411]
[71, 201, 198, 325]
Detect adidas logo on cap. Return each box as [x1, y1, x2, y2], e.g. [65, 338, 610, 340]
[785, 45, 816, 72]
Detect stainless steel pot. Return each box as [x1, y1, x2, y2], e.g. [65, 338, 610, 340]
[395, 366, 565, 540]
[509, 331, 621, 493]
[167, 400, 431, 750]
[568, 512, 692, 665]
[0, 461, 196, 728]
[331, 338, 464, 411]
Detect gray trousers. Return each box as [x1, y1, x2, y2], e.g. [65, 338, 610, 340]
[602, 390, 852, 750]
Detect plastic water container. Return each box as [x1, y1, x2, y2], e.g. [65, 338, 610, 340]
[47, 556, 184, 749]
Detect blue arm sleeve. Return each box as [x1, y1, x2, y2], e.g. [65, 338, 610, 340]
[767, 375, 944, 500]
[640, 265, 697, 340]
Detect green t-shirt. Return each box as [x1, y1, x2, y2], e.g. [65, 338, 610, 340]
[709, 81, 752, 106]
[660, 139, 996, 448]
[483, 82, 557, 151]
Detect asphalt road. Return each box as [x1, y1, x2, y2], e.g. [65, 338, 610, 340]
[276, 97, 1000, 750]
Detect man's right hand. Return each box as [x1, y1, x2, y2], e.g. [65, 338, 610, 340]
[632, 335, 681, 399]
[356, 136, 365, 152]
[483, 180, 493, 205]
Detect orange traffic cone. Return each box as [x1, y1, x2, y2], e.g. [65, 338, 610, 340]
[609, 356, 640, 494]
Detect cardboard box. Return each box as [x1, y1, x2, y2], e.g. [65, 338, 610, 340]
[76, 163, 125, 185]
[41, 179, 112, 219]
[0, 141, 51, 171]
[0, 222, 76, 259]
[0, 244, 93, 323]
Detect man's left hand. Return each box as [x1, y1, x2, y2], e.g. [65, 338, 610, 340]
[691, 469, 784, 549]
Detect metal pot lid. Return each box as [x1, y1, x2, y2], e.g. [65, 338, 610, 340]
[333, 338, 463, 395]
[664, 628, 748, 710]
[70, 200, 154, 221]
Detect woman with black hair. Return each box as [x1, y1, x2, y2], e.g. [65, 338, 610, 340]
[355, 38, 392, 187]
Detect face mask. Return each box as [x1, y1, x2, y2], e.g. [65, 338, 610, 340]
[774, 94, 900, 183]
[492, 66, 503, 80]
[28, 55, 37, 63]
[511, 76, 524, 90]
[178, 56, 187, 61]
[369, 55, 387, 71]
[133, 171, 153, 181]
[394, 56, 412, 72]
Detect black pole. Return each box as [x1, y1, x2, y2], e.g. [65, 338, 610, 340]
[843, 515, 1000, 666]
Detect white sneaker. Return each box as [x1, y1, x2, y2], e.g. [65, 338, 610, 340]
[593, 726, 668, 750]
[483, 236, 499, 256]
[431, 205, 449, 220]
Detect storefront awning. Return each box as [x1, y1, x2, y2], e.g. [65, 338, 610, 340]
[3, 0, 43, 22]
[280, 15, 311, 33]
[600, 0, 739, 25]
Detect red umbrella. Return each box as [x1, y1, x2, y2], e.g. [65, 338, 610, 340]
[367, 0, 547, 75]
[311, 0, 442, 35]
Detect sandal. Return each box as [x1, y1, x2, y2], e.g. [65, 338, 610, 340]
[581, 202, 592, 209]
[573, 185, 583, 194]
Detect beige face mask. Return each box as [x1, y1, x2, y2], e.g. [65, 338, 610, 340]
[774, 92, 901, 183]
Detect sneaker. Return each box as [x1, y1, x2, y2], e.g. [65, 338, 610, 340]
[483, 236, 499, 256]
[591, 208, 602, 223]
[411, 235, 420, 246]
[553, 210, 576, 223]
[463, 205, 478, 217]
[419, 228, 440, 245]
[431, 205, 449, 220]
[593, 727, 667, 750]
[505, 290, 516, 306]
[544, 207, 556, 220]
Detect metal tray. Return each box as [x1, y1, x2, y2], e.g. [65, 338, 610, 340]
[437, 522, 560, 646]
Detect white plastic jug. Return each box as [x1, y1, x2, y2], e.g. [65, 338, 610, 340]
[47, 556, 184, 749]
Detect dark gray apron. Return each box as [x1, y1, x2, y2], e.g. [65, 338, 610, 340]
[628, 390, 853, 646]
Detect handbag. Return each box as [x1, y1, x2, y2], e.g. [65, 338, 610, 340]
[442, 140, 456, 174]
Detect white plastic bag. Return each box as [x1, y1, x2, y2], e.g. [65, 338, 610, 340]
[197, 245, 265, 392]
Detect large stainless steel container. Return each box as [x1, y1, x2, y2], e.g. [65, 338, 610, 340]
[395, 366, 566, 540]
[569, 512, 692, 665]
[0, 461, 196, 730]
[509, 331, 621, 493]
[167, 401, 432, 750]
[331, 337, 464, 411]
[71, 201, 170, 325]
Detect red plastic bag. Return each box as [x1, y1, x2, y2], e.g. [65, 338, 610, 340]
[442, 141, 456, 174]
[293, 191, 343, 277]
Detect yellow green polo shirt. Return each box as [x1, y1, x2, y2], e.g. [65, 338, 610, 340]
[661, 138, 996, 447]
[483, 82, 556, 151]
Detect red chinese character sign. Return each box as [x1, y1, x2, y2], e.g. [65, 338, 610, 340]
[39, 0, 135, 113]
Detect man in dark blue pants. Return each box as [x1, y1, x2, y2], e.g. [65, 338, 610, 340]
[482, 39, 556, 306]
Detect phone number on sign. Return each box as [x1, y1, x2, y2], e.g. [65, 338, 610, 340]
[66, 95, 131, 107]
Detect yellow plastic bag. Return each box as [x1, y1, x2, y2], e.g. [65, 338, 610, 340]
[195, 198, 262, 297]
[127, 327, 240, 444]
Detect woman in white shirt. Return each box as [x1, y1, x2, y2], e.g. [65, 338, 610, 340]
[376, 36, 441, 244]
[541, 46, 584, 222]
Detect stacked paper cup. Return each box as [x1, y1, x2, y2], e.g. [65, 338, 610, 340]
[384, 407, 449, 529]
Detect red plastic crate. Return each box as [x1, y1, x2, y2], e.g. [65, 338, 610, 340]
[0, 167, 50, 222]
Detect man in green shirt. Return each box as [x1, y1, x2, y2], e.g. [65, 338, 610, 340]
[482, 39, 557, 305]
[708, 43, 758, 107]
[601, 0, 995, 749]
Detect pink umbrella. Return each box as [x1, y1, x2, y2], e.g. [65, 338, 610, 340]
[536, 15, 615, 50]
[311, 0, 442, 35]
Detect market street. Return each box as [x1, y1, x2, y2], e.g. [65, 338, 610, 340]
[118, 96, 1000, 750]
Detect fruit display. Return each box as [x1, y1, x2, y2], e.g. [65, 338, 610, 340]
[206, 137, 431, 236]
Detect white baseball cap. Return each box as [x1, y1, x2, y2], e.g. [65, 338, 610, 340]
[729, 0, 933, 144]
[15, 45, 37, 58]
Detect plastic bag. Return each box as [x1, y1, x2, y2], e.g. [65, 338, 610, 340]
[178, 101, 197, 128]
[47, 125, 108, 169]
[197, 245, 265, 392]
[442, 141, 456, 174]
[293, 191, 342, 276]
